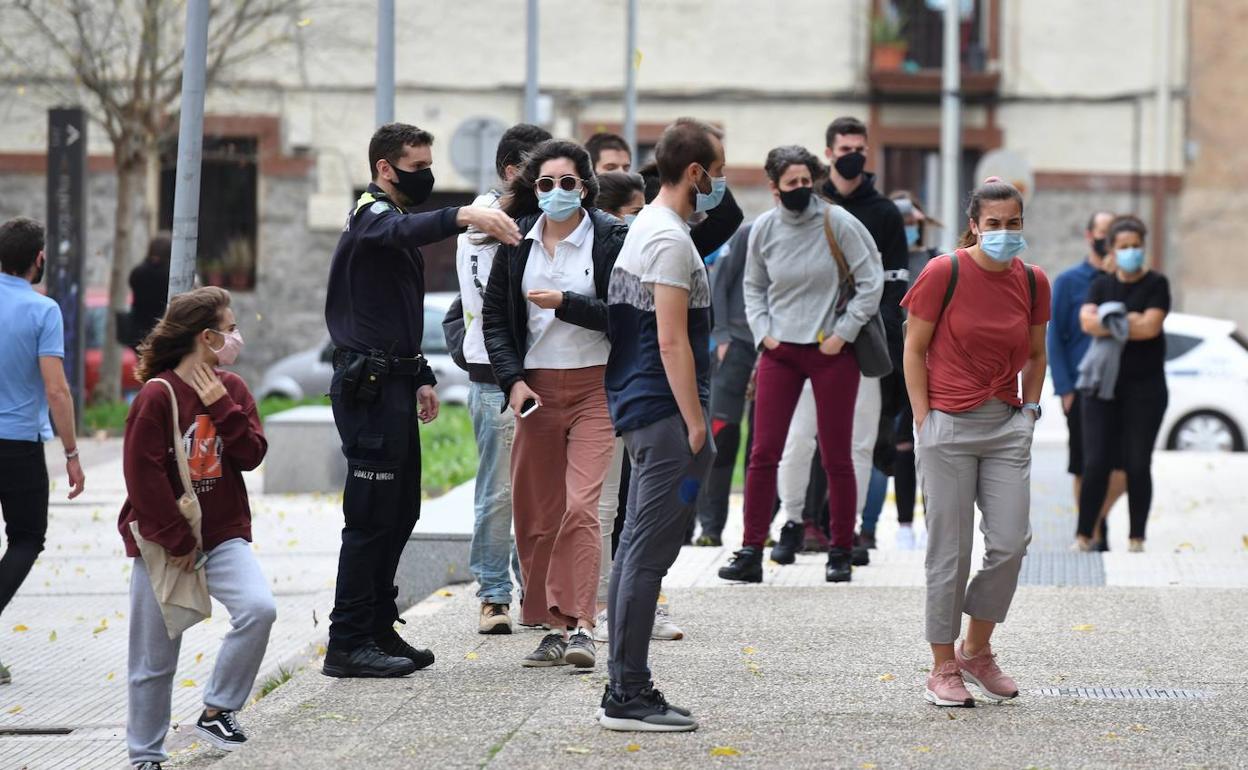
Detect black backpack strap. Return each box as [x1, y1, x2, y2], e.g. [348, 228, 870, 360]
[940, 252, 959, 314]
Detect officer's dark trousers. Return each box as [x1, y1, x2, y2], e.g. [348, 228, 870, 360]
[328, 370, 421, 652]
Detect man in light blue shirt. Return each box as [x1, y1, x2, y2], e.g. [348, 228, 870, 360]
[0, 217, 84, 683]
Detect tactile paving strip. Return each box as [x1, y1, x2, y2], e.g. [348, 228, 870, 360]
[1017, 551, 1106, 586]
[1032, 686, 1213, 699]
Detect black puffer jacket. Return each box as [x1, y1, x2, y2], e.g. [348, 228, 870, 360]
[482, 208, 628, 404]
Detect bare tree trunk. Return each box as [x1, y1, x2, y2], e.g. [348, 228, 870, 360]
[95, 144, 143, 404]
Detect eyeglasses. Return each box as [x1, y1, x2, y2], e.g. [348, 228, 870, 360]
[535, 175, 585, 193]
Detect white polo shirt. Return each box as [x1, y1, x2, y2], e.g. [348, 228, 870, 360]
[520, 212, 610, 369]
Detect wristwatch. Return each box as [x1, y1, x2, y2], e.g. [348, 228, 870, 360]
[65, 447, 80, 460]
[1022, 402, 1042, 420]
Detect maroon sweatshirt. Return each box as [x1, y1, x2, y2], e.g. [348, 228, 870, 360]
[118, 369, 267, 558]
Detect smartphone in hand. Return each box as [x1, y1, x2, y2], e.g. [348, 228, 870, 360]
[520, 398, 540, 418]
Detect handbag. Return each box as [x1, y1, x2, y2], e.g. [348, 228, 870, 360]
[822, 208, 893, 378]
[130, 377, 212, 639]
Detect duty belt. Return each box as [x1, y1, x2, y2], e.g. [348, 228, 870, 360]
[332, 347, 427, 376]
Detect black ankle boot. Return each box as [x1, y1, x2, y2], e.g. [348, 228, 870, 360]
[718, 546, 763, 583]
[826, 547, 852, 583]
[770, 521, 803, 565]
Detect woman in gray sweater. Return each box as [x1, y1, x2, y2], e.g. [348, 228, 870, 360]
[718, 145, 883, 584]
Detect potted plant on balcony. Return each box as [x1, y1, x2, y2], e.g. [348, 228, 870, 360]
[871, 14, 909, 72]
[200, 257, 226, 288]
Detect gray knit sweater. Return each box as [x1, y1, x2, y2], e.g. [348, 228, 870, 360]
[743, 196, 882, 348]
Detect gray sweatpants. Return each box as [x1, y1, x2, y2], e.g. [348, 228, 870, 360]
[917, 400, 1033, 644]
[127, 538, 276, 764]
[608, 412, 715, 698]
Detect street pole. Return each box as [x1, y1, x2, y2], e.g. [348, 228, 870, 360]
[524, 0, 539, 123]
[167, 0, 209, 299]
[376, 0, 395, 127]
[938, 0, 962, 251]
[1153, 0, 1173, 268]
[623, 0, 638, 153]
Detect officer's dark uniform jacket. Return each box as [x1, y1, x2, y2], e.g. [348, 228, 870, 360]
[481, 208, 628, 407]
[326, 183, 461, 389]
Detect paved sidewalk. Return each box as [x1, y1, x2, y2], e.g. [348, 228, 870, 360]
[166, 445, 1248, 769]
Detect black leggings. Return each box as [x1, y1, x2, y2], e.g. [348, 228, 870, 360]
[0, 439, 49, 616]
[1077, 378, 1168, 540]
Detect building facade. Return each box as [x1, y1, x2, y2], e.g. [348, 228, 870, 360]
[0, 0, 1208, 386]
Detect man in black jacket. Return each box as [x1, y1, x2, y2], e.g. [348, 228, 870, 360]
[322, 123, 519, 679]
[811, 116, 910, 558]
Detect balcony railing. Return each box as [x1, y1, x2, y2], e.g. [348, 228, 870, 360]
[870, 0, 998, 97]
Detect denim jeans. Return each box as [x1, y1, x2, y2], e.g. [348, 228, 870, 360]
[468, 382, 516, 605]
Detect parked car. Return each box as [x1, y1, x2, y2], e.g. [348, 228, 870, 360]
[84, 289, 142, 398]
[1036, 312, 1248, 452]
[256, 292, 469, 405]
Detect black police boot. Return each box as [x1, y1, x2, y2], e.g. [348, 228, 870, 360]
[718, 546, 763, 583]
[770, 521, 803, 566]
[826, 547, 853, 583]
[852, 533, 871, 567]
[322, 641, 418, 678]
[375, 623, 435, 671]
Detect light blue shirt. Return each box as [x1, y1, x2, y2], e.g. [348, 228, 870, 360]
[0, 273, 64, 441]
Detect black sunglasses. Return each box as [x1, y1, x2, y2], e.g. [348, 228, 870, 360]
[535, 175, 585, 194]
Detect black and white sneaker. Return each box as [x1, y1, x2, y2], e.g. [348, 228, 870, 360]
[599, 686, 697, 732]
[133, 763, 163, 770]
[563, 630, 596, 668]
[598, 683, 693, 720]
[195, 709, 247, 751]
[521, 633, 568, 667]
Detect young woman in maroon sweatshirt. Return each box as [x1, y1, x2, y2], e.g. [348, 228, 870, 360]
[120, 287, 273, 768]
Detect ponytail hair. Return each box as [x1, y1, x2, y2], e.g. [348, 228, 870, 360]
[135, 286, 231, 382]
[958, 177, 1024, 248]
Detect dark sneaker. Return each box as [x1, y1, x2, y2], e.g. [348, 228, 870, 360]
[134, 763, 163, 770]
[563, 630, 596, 668]
[195, 709, 246, 752]
[826, 547, 853, 583]
[717, 546, 763, 583]
[521, 633, 568, 667]
[852, 533, 871, 567]
[600, 687, 697, 732]
[770, 521, 803, 565]
[859, 530, 877, 550]
[374, 626, 435, 670]
[801, 520, 830, 552]
[694, 534, 722, 547]
[479, 603, 513, 635]
[322, 642, 419, 678]
[598, 683, 693, 719]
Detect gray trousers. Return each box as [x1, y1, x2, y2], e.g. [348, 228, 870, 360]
[128, 538, 277, 764]
[609, 412, 715, 697]
[917, 400, 1033, 644]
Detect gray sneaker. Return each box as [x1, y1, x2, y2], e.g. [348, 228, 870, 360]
[521, 633, 568, 667]
[563, 630, 596, 668]
[600, 687, 697, 732]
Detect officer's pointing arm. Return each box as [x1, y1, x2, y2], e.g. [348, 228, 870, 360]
[357, 205, 463, 250]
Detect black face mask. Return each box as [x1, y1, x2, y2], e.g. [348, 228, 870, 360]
[1092, 237, 1108, 258]
[834, 151, 866, 180]
[779, 185, 813, 212]
[390, 165, 435, 207]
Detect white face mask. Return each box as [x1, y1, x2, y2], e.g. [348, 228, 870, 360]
[209, 328, 244, 366]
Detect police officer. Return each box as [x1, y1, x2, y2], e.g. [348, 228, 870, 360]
[321, 123, 520, 678]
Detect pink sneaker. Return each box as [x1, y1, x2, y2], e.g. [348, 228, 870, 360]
[956, 641, 1019, 702]
[924, 660, 974, 708]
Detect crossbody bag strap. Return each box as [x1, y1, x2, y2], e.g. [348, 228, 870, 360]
[149, 378, 196, 500]
[822, 207, 852, 291]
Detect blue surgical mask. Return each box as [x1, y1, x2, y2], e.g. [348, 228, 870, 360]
[905, 224, 920, 247]
[1115, 247, 1145, 273]
[537, 187, 582, 222]
[695, 169, 727, 213]
[978, 229, 1027, 263]
[623, 213, 637, 226]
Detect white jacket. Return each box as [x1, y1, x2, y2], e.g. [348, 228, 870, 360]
[454, 190, 503, 367]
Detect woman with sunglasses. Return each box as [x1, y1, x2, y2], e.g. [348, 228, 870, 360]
[482, 140, 626, 669]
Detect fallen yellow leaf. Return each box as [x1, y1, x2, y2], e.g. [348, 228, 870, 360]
[1242, 534, 1247, 549]
[48, 630, 56, 642]
[1104, 732, 1121, 741]
[180, 679, 197, 688]
[710, 746, 741, 757]
[465, 652, 479, 660]
[878, 673, 895, 682]
[861, 764, 878, 769]
[1072, 624, 1095, 632]
[626, 743, 641, 753]
[106, 672, 115, 681]
[92, 623, 109, 635]
[7, 705, 21, 714]
[195, 653, 204, 664]
[742, 646, 756, 655]
[435, 589, 454, 597]
[915, 746, 932, 753]
[12, 624, 28, 633]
